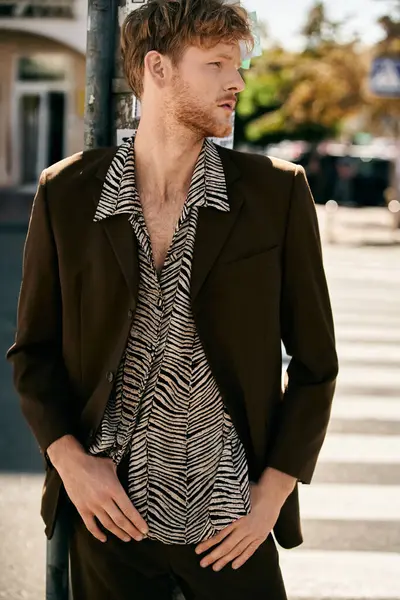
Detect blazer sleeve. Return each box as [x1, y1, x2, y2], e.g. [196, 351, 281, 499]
[7, 171, 78, 456]
[268, 165, 339, 484]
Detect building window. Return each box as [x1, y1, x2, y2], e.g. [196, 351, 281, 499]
[17, 54, 68, 81]
[0, 1, 75, 18]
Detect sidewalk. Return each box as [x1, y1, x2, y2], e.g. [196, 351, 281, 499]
[317, 205, 400, 247]
[0, 188, 34, 229]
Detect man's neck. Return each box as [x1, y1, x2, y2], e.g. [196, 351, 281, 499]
[133, 117, 205, 203]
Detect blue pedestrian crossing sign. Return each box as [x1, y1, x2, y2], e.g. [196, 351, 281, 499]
[369, 57, 400, 98]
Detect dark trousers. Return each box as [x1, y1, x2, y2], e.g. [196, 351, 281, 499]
[69, 459, 287, 600]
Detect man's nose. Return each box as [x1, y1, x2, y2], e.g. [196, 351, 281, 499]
[225, 70, 245, 94]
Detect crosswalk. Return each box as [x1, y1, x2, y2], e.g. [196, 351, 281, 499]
[279, 243, 400, 599]
[2, 223, 400, 600]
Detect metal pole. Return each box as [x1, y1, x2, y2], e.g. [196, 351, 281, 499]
[46, 2, 118, 598]
[112, 1, 144, 144]
[84, 0, 118, 150]
[45, 502, 70, 600]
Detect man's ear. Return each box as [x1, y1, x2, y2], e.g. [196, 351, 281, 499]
[144, 51, 171, 90]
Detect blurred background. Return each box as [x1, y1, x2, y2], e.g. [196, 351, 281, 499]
[0, 1, 399, 599]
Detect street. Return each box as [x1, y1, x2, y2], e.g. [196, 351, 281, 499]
[281, 236, 400, 599]
[0, 206, 400, 599]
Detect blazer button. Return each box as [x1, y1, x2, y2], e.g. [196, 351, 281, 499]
[128, 309, 134, 319]
[106, 371, 114, 383]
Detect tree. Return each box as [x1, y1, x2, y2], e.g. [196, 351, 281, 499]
[235, 0, 400, 147]
[235, 2, 365, 146]
[301, 1, 346, 49]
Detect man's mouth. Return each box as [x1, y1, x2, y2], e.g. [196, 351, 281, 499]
[218, 100, 236, 111]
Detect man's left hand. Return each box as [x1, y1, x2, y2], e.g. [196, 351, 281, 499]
[195, 469, 296, 571]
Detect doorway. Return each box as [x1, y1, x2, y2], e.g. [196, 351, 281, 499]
[18, 88, 66, 185]
[13, 53, 70, 187]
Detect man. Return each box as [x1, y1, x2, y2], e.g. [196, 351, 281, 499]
[7, 0, 338, 598]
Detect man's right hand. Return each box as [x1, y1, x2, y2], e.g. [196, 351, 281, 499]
[46, 435, 149, 543]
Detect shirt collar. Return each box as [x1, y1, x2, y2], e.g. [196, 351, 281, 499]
[94, 136, 230, 222]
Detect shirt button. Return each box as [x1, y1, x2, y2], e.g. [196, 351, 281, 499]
[106, 371, 114, 383]
[110, 446, 122, 460]
[157, 297, 163, 308]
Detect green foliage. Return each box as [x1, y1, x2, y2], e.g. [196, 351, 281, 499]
[236, 41, 363, 144]
[235, 0, 400, 146]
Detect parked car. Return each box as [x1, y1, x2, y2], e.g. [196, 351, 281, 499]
[265, 140, 396, 207]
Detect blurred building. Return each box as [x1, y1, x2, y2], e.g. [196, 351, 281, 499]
[0, 0, 87, 188]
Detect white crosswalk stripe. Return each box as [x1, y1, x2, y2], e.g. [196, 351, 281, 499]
[335, 343, 400, 365]
[299, 484, 400, 520]
[318, 434, 400, 463]
[279, 241, 400, 600]
[280, 550, 400, 599]
[331, 399, 400, 421]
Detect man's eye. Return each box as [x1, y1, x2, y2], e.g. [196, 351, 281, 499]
[210, 62, 222, 68]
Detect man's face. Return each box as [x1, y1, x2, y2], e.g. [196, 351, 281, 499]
[165, 41, 245, 139]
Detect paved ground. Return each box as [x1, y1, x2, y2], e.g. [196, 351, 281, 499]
[0, 189, 34, 228]
[280, 240, 400, 599]
[0, 199, 399, 599]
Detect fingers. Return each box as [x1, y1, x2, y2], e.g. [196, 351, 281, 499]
[212, 538, 253, 572]
[96, 510, 131, 542]
[195, 515, 266, 572]
[81, 513, 107, 543]
[66, 455, 149, 542]
[200, 534, 262, 572]
[199, 528, 245, 568]
[80, 504, 146, 543]
[113, 485, 149, 536]
[97, 509, 144, 542]
[232, 541, 261, 570]
[195, 522, 235, 555]
[104, 501, 145, 541]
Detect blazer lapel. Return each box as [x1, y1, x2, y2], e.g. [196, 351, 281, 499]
[90, 144, 243, 305]
[100, 212, 139, 302]
[191, 146, 244, 304]
[92, 152, 139, 302]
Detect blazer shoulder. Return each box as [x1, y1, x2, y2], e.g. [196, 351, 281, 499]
[43, 146, 118, 186]
[265, 154, 304, 175]
[219, 146, 302, 178]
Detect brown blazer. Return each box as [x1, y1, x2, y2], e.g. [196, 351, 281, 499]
[7, 144, 338, 548]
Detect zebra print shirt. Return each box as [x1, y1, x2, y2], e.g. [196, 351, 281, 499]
[89, 137, 251, 545]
